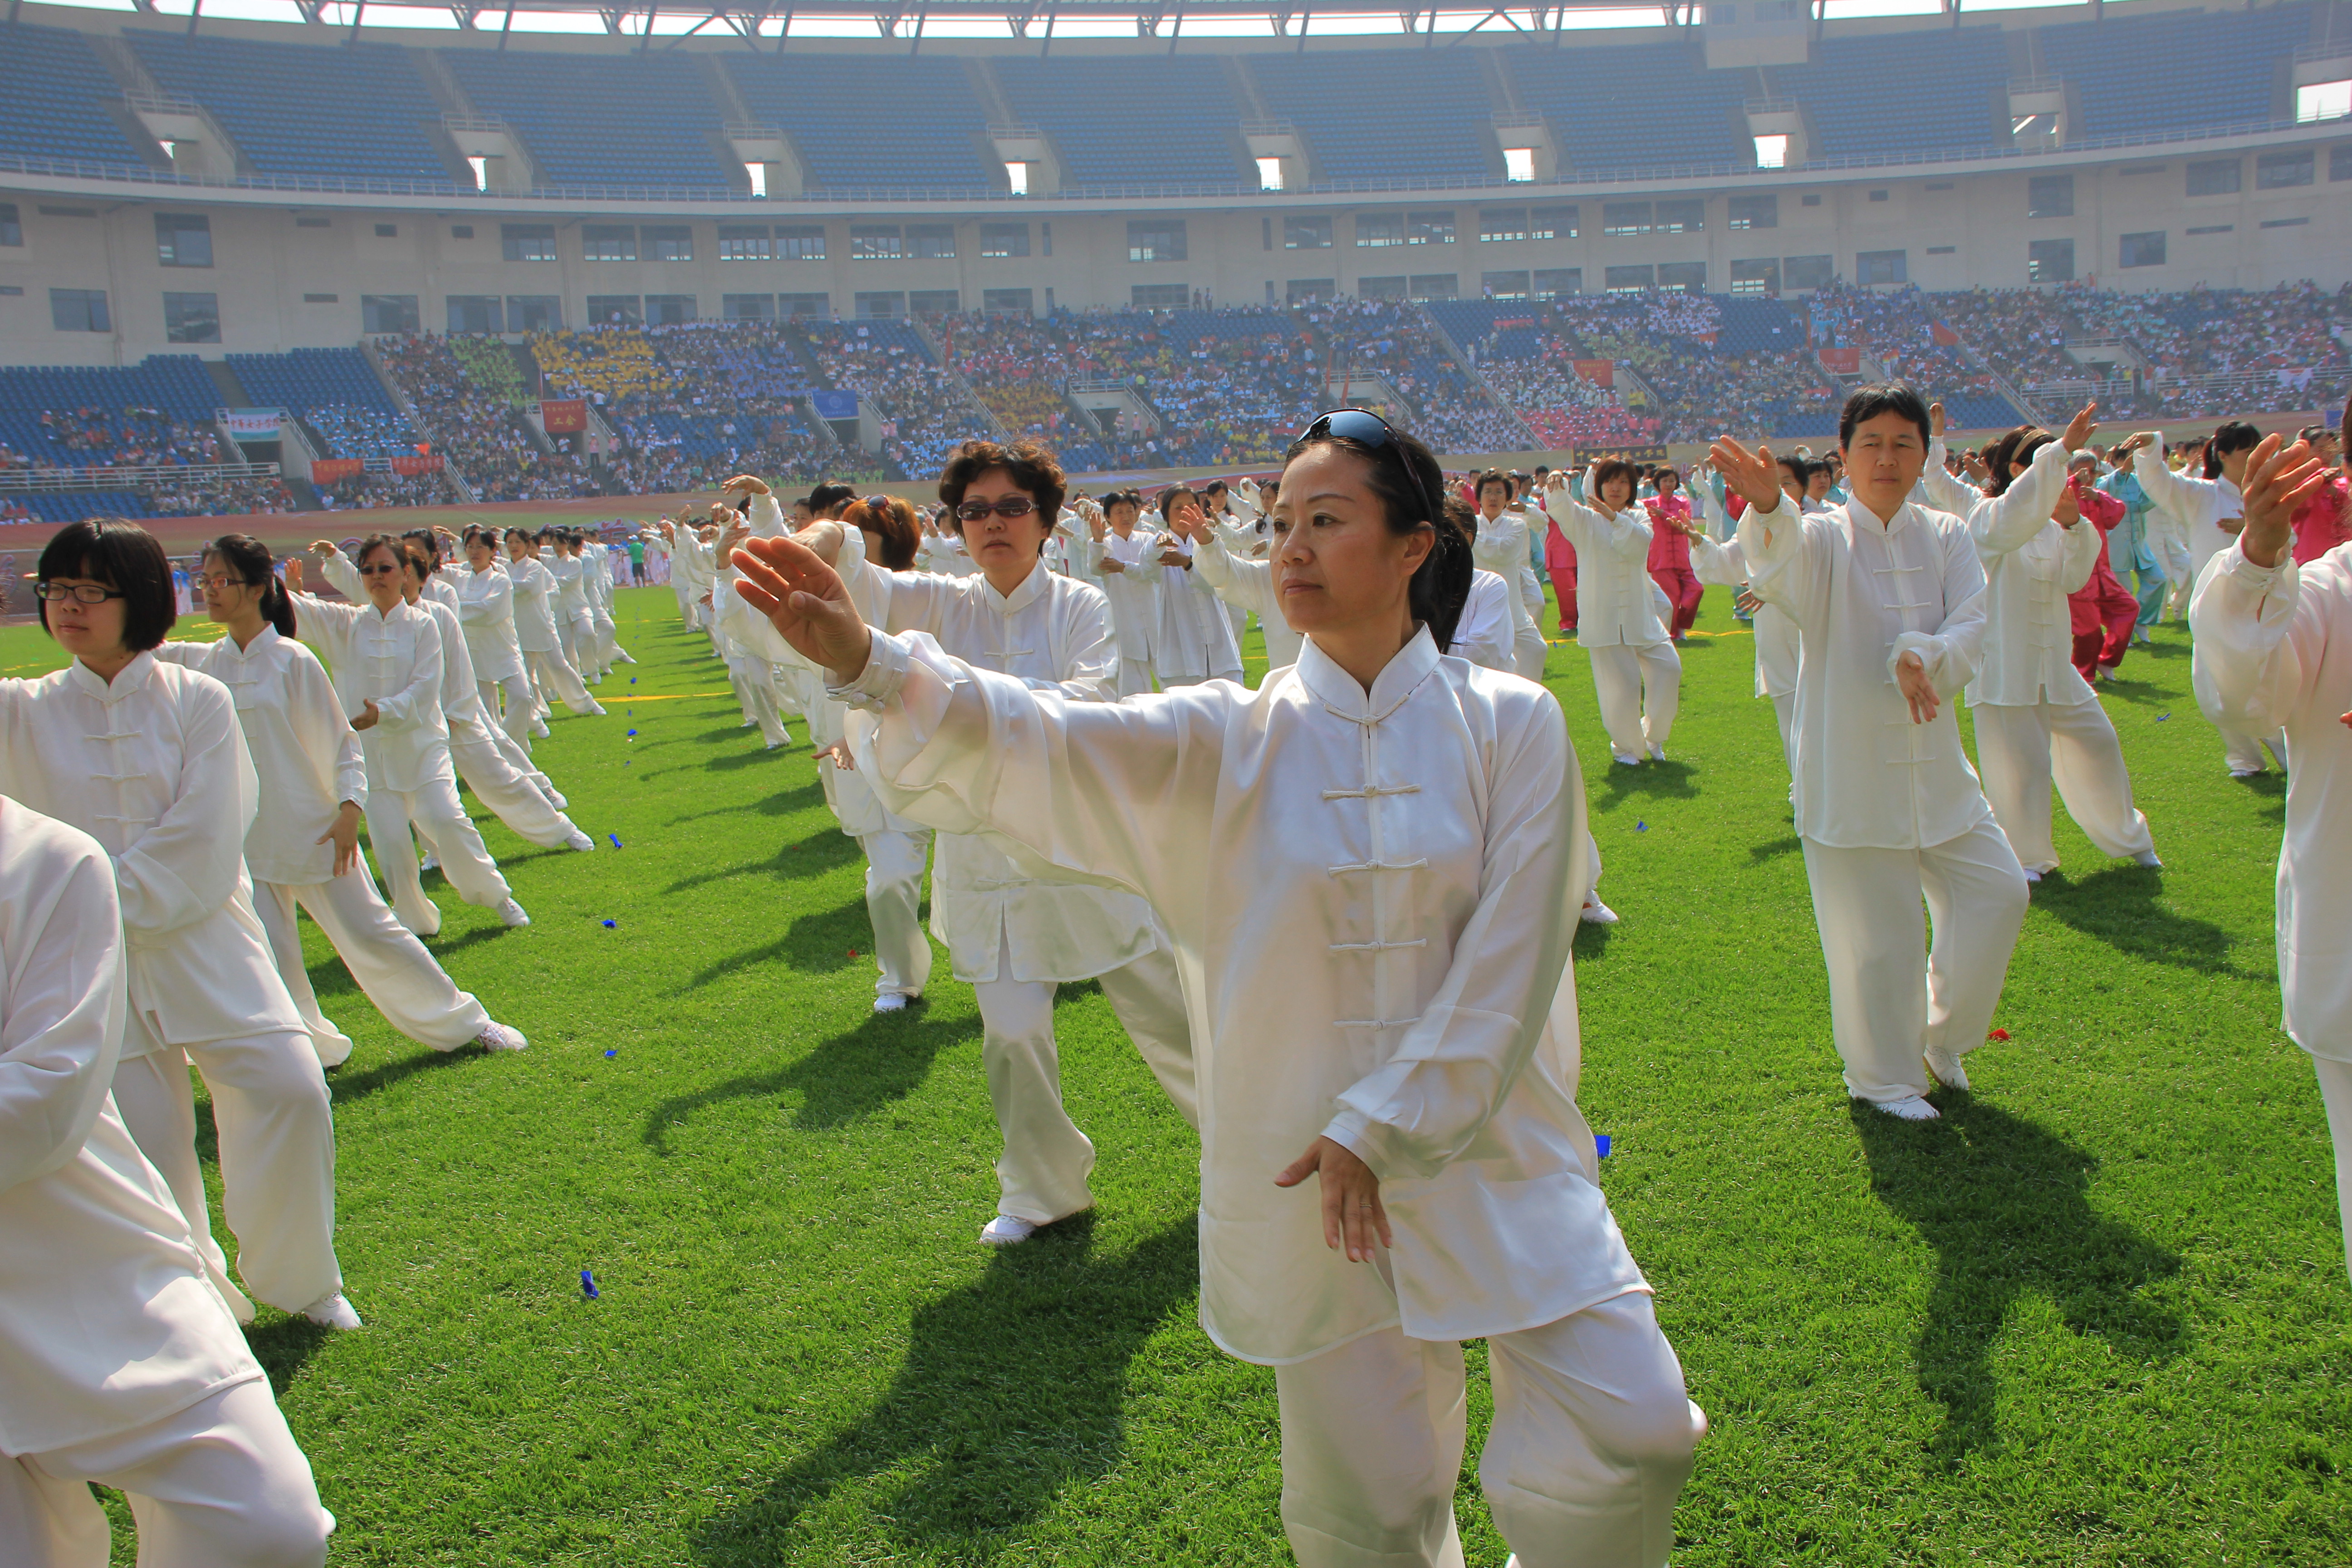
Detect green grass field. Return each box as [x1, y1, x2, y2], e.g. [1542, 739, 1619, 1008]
[7, 583, 2346, 1566]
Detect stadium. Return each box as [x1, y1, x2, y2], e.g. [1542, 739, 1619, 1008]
[1, 1, 2351, 1564]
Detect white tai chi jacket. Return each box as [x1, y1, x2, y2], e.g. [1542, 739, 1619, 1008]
[837, 627, 1643, 1363]
[1454, 570, 1520, 675]
[1692, 487, 1799, 699]
[1470, 508, 1541, 639]
[1917, 441, 2097, 709]
[1092, 529, 1164, 664]
[287, 595, 454, 794]
[1740, 492, 1994, 850]
[0, 657, 300, 1055]
[452, 562, 526, 683]
[1151, 534, 1245, 681]
[2191, 539, 2352, 1061]
[2134, 442, 2244, 575]
[0, 798, 262, 1456]
[1193, 530, 1303, 671]
[1548, 492, 1667, 649]
[508, 554, 564, 655]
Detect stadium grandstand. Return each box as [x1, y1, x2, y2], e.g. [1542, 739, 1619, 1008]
[0, 0, 2342, 519]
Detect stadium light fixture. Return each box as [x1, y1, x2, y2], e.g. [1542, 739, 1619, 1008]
[2297, 79, 2352, 123]
[1753, 133, 1788, 169]
[1256, 156, 1284, 191]
[1503, 147, 1535, 182]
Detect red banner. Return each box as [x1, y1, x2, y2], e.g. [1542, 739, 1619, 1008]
[389, 454, 444, 476]
[1931, 323, 1960, 347]
[541, 399, 588, 434]
[1819, 347, 1861, 374]
[312, 458, 363, 483]
[1572, 358, 1615, 388]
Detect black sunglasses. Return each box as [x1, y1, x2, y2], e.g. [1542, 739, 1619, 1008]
[955, 496, 1037, 522]
[1301, 408, 1400, 451]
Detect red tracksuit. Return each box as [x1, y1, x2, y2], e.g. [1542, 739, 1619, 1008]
[2068, 480, 2138, 680]
[1645, 494, 1701, 637]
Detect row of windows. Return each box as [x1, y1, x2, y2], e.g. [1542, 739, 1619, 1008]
[2024, 148, 2349, 217]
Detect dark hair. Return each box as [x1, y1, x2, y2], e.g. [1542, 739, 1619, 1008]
[1474, 468, 1514, 503]
[2205, 421, 2261, 480]
[355, 534, 405, 573]
[471, 526, 504, 550]
[402, 528, 440, 573]
[204, 534, 296, 637]
[1158, 484, 1203, 524]
[808, 481, 858, 517]
[1651, 464, 1681, 489]
[38, 518, 176, 651]
[1203, 479, 1229, 498]
[1838, 381, 1932, 450]
[1980, 426, 2038, 496]
[1591, 460, 1642, 509]
[938, 439, 1068, 556]
[1280, 417, 1470, 651]
[1775, 456, 1807, 490]
[400, 540, 434, 582]
[844, 495, 920, 571]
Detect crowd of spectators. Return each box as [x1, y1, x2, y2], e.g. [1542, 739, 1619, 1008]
[145, 474, 297, 516]
[376, 334, 600, 503]
[1806, 281, 1992, 391]
[0, 409, 233, 470]
[802, 321, 993, 478]
[1305, 298, 1527, 453]
[315, 470, 446, 510]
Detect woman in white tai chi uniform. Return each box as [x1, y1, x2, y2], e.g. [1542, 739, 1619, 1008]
[165, 535, 530, 1066]
[1689, 471, 1800, 782]
[453, 529, 537, 750]
[0, 519, 356, 1329]
[756, 439, 1194, 1248]
[1469, 470, 1549, 681]
[1716, 384, 2031, 1120]
[0, 794, 333, 1568]
[506, 531, 605, 724]
[286, 538, 531, 937]
[1087, 491, 1166, 696]
[1194, 495, 1307, 676]
[1151, 485, 1246, 688]
[547, 533, 598, 682]
[736, 411, 1701, 1568]
[1919, 415, 2161, 881]
[1545, 460, 1681, 765]
[2190, 428, 2352, 1280]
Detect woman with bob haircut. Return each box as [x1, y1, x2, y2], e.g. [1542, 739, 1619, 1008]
[1469, 468, 1548, 680]
[1150, 483, 1245, 688]
[734, 411, 1701, 1568]
[156, 535, 530, 1065]
[1545, 458, 1682, 765]
[735, 438, 1196, 1248]
[0, 517, 359, 1331]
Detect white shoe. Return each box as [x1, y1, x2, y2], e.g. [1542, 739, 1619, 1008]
[979, 1215, 1039, 1246]
[475, 1021, 528, 1052]
[765, 738, 788, 750]
[540, 784, 569, 809]
[585, 701, 608, 716]
[1611, 752, 1642, 768]
[302, 1291, 364, 1329]
[565, 828, 596, 852]
[616, 650, 637, 664]
[1647, 742, 1666, 762]
[2022, 868, 2043, 884]
[419, 853, 440, 874]
[531, 720, 552, 739]
[1579, 896, 1620, 925]
[2132, 850, 2163, 868]
[1924, 1045, 1970, 1091]
[873, 993, 911, 1013]
[1873, 1094, 1941, 1122]
[2229, 767, 2261, 779]
[496, 898, 532, 928]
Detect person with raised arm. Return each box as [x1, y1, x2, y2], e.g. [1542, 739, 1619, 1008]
[2190, 426, 2352, 1280]
[1544, 458, 1680, 765]
[1088, 490, 1166, 695]
[506, 529, 605, 724]
[1150, 484, 1246, 688]
[1715, 383, 2030, 1120]
[1469, 469, 1548, 679]
[451, 527, 537, 750]
[734, 410, 1701, 1568]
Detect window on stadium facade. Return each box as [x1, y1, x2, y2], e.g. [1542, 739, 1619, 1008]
[447, 295, 503, 333]
[2028, 174, 2073, 218]
[2257, 149, 2315, 187]
[50, 288, 108, 332]
[645, 225, 693, 263]
[1286, 279, 1335, 303]
[505, 296, 562, 331]
[2334, 142, 2352, 181]
[1783, 255, 1833, 291]
[778, 225, 827, 261]
[1408, 274, 1459, 299]
[1530, 205, 1577, 240]
[503, 224, 557, 262]
[1655, 200, 1705, 235]
[851, 226, 904, 260]
[909, 224, 956, 260]
[1128, 220, 1187, 263]
[1407, 210, 1456, 245]
[1601, 202, 1651, 237]
[163, 291, 219, 343]
[1730, 260, 1779, 296]
[1285, 216, 1333, 250]
[582, 226, 637, 263]
[361, 294, 420, 333]
[1659, 261, 1707, 292]
[854, 291, 906, 319]
[984, 288, 1034, 316]
[1356, 213, 1406, 247]
[1604, 265, 1654, 293]
[2118, 231, 2166, 269]
[1727, 195, 1778, 230]
[722, 294, 774, 321]
[1856, 250, 1906, 285]
[910, 289, 959, 316]
[1479, 208, 1529, 243]
[1133, 284, 1190, 308]
[1361, 275, 1409, 298]
[778, 294, 829, 318]
[645, 295, 695, 325]
[2186, 159, 2241, 196]
[1533, 267, 1580, 298]
[586, 295, 641, 326]
[0, 203, 20, 247]
[1482, 270, 1531, 298]
[718, 226, 772, 262]
[2027, 238, 2074, 284]
[980, 223, 1029, 258]
[155, 213, 211, 268]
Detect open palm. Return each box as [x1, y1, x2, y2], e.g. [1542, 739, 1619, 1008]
[731, 536, 874, 681]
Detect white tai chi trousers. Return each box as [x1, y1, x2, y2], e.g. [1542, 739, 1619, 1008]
[111, 1022, 341, 1317]
[479, 671, 538, 750]
[2221, 725, 2289, 777]
[558, 609, 595, 678]
[255, 876, 492, 1067]
[1276, 1288, 1703, 1568]
[2310, 1053, 2352, 1286]
[1, 1381, 333, 1568]
[1799, 817, 2031, 1104]
[727, 651, 793, 748]
[675, 582, 701, 630]
[970, 933, 1197, 1223]
[1513, 619, 1549, 682]
[1972, 698, 2158, 874]
[1770, 692, 1796, 779]
[367, 778, 511, 937]
[1116, 657, 1157, 698]
[1586, 642, 1682, 760]
[2155, 533, 2194, 618]
[449, 722, 578, 848]
[592, 603, 620, 669]
[860, 828, 934, 1001]
[524, 647, 601, 717]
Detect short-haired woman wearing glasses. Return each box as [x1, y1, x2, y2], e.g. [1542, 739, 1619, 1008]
[737, 414, 1702, 1568]
[0, 519, 358, 1330]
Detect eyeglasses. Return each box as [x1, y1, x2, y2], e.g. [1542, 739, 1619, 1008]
[198, 573, 251, 593]
[36, 582, 123, 604]
[1300, 408, 1401, 451]
[357, 562, 402, 577]
[955, 496, 1037, 523]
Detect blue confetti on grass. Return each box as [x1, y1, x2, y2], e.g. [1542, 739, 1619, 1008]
[1635, 820, 1648, 832]
[2156, 712, 2171, 722]
[601, 919, 616, 929]
[580, 1269, 600, 1298]
[608, 833, 623, 848]
[1596, 1134, 1612, 1158]
[627, 729, 637, 737]
[603, 1049, 617, 1058]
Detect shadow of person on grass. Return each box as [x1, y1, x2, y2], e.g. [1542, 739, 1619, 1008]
[676, 893, 874, 992]
[2028, 863, 2252, 977]
[642, 1004, 984, 1147]
[690, 1216, 1201, 1563]
[1852, 1096, 2185, 1460]
[663, 828, 859, 896]
[1596, 758, 1700, 808]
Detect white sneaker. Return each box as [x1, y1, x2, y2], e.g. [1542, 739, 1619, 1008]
[531, 720, 552, 739]
[564, 828, 596, 852]
[2133, 850, 2163, 868]
[585, 701, 608, 717]
[979, 1215, 1039, 1246]
[1924, 1045, 1970, 1091]
[419, 853, 440, 874]
[2022, 868, 2043, 884]
[496, 898, 532, 928]
[302, 1291, 364, 1329]
[1647, 742, 1666, 762]
[1873, 1094, 1941, 1122]
[873, 993, 911, 1013]
[475, 1021, 528, 1052]
[1579, 896, 1620, 926]
[2229, 767, 2261, 779]
[540, 784, 569, 809]
[1611, 752, 1642, 768]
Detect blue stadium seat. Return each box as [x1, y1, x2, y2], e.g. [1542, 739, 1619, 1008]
[1244, 51, 1495, 185]
[0, 24, 151, 166]
[126, 30, 450, 184]
[993, 57, 1244, 189]
[2036, 2, 2314, 140]
[0, 356, 223, 421]
[1771, 28, 2010, 161]
[722, 55, 998, 193]
[441, 48, 733, 190]
[1506, 40, 1747, 176]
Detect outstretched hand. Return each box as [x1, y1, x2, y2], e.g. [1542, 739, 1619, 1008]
[1930, 400, 1946, 439]
[731, 534, 873, 682]
[1707, 435, 1784, 515]
[317, 801, 363, 877]
[1895, 652, 1939, 725]
[1274, 1136, 1391, 1263]
[2061, 400, 2100, 454]
[2237, 434, 2328, 570]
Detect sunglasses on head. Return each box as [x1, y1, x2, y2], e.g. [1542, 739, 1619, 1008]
[955, 495, 1037, 522]
[861, 495, 894, 517]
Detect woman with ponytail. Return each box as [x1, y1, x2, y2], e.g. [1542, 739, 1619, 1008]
[158, 536, 528, 1066]
[732, 409, 1699, 1568]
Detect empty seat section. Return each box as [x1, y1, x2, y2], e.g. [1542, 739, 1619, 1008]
[1773, 28, 2010, 161]
[2034, 1, 2313, 140]
[723, 55, 998, 193]
[1245, 50, 1494, 184]
[125, 30, 450, 183]
[1506, 40, 1747, 175]
[441, 48, 731, 189]
[0, 23, 151, 165]
[993, 57, 1244, 188]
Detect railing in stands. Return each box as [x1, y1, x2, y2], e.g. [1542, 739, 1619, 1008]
[0, 461, 282, 491]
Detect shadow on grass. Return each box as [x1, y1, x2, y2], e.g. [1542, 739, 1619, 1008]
[644, 1005, 985, 1147]
[246, 1314, 334, 1399]
[665, 829, 860, 895]
[1596, 759, 1699, 807]
[326, 1044, 473, 1110]
[2029, 863, 2252, 977]
[1748, 833, 1803, 862]
[676, 893, 873, 991]
[666, 780, 827, 825]
[690, 1216, 1200, 1563]
[1853, 1097, 2185, 1461]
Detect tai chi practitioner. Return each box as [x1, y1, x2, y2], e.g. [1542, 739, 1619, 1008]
[1089, 491, 1165, 696]
[285, 539, 530, 936]
[1195, 512, 1307, 674]
[507, 532, 604, 723]
[667, 516, 713, 636]
[0, 794, 335, 1568]
[2095, 452, 2169, 641]
[2190, 432, 2352, 1280]
[1151, 485, 1246, 688]
[164, 537, 529, 1066]
[1469, 470, 1548, 679]
[710, 510, 798, 751]
[745, 440, 1196, 1248]
[1691, 481, 1799, 781]
[1717, 384, 2032, 1120]
[1921, 414, 2161, 882]
[547, 534, 598, 681]
[2064, 461, 2142, 682]
[1644, 469, 1703, 642]
[454, 530, 537, 750]
[737, 410, 1701, 1568]
[589, 537, 633, 671]
[1545, 461, 1681, 764]
[0, 519, 356, 1328]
